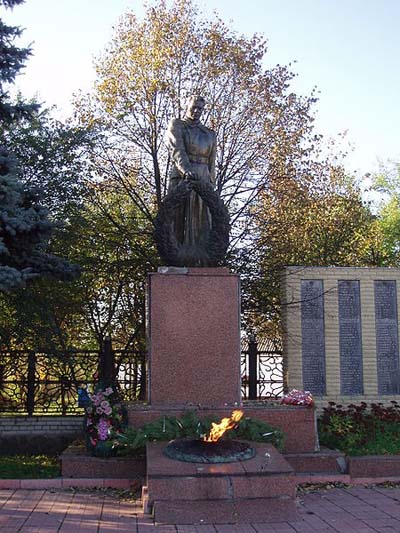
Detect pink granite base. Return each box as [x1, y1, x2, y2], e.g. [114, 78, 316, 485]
[348, 455, 400, 478]
[147, 268, 241, 408]
[153, 496, 298, 525]
[60, 445, 146, 479]
[285, 448, 346, 473]
[146, 441, 298, 524]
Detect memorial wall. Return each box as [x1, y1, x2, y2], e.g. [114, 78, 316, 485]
[281, 266, 400, 406]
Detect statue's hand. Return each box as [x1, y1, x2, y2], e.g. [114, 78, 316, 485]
[184, 170, 199, 181]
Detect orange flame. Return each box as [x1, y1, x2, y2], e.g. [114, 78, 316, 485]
[203, 410, 243, 442]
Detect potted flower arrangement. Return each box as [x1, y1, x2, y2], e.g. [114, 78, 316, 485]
[84, 385, 127, 458]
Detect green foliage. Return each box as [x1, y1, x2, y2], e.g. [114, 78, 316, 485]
[229, 415, 284, 450]
[113, 411, 284, 456]
[0, 103, 154, 349]
[370, 160, 400, 265]
[318, 401, 400, 456]
[1, 106, 92, 219]
[0, 150, 79, 292]
[0, 454, 59, 479]
[0, 2, 78, 293]
[0, 0, 36, 122]
[0, 176, 156, 350]
[243, 167, 376, 336]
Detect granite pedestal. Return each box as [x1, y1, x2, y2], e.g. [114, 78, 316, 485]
[145, 441, 298, 524]
[147, 267, 241, 407]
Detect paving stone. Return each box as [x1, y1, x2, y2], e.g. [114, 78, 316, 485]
[1, 486, 400, 531]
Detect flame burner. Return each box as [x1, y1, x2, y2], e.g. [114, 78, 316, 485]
[164, 439, 256, 463]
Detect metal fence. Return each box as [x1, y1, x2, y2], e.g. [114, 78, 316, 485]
[0, 336, 284, 415]
[0, 342, 145, 416]
[241, 336, 285, 400]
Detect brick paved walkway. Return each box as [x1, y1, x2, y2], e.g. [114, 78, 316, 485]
[1, 486, 400, 532]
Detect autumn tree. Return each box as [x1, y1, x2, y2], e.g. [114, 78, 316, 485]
[70, 0, 384, 342]
[59, 180, 158, 351]
[370, 160, 400, 265]
[241, 157, 378, 337]
[75, 0, 319, 248]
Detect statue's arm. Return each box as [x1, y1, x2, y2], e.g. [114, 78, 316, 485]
[166, 119, 192, 177]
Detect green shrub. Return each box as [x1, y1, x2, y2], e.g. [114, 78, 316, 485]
[318, 401, 400, 456]
[113, 411, 284, 456]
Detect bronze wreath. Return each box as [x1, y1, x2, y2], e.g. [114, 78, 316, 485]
[154, 180, 230, 267]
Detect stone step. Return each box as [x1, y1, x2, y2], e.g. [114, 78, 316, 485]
[152, 496, 299, 525]
[60, 444, 146, 479]
[284, 448, 347, 474]
[148, 471, 296, 502]
[146, 441, 298, 524]
[348, 455, 400, 478]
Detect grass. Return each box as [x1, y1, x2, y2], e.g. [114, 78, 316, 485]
[0, 455, 60, 479]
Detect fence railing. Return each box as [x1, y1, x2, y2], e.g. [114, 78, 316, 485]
[241, 336, 285, 400]
[0, 336, 284, 415]
[0, 342, 145, 416]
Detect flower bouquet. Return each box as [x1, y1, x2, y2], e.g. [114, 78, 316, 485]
[84, 385, 127, 458]
[281, 389, 314, 407]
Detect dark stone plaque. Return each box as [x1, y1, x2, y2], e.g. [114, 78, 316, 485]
[301, 280, 326, 395]
[338, 280, 363, 395]
[375, 280, 400, 394]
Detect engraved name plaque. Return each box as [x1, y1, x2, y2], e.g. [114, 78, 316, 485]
[375, 280, 400, 394]
[338, 280, 363, 395]
[301, 279, 326, 395]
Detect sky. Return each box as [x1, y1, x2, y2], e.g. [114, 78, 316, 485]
[3, 0, 400, 180]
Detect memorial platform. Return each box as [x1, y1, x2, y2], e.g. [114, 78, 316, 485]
[145, 441, 298, 524]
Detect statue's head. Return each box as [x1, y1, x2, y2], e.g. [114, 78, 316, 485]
[185, 95, 205, 122]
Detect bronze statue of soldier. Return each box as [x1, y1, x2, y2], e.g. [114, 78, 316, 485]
[154, 96, 229, 267]
[166, 96, 216, 254]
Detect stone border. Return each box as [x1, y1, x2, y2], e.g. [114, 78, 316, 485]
[348, 454, 400, 478]
[0, 478, 138, 489]
[2, 470, 400, 491]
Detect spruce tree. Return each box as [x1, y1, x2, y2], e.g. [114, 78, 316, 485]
[0, 0, 78, 290]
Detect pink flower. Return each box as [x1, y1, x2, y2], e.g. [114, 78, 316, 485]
[98, 418, 109, 441]
[101, 400, 110, 409]
[281, 389, 314, 407]
[96, 407, 103, 414]
[90, 393, 101, 406]
[104, 387, 113, 396]
[104, 406, 112, 416]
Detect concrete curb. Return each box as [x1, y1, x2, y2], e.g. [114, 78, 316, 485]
[0, 478, 138, 489]
[2, 473, 400, 491]
[295, 473, 400, 485]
